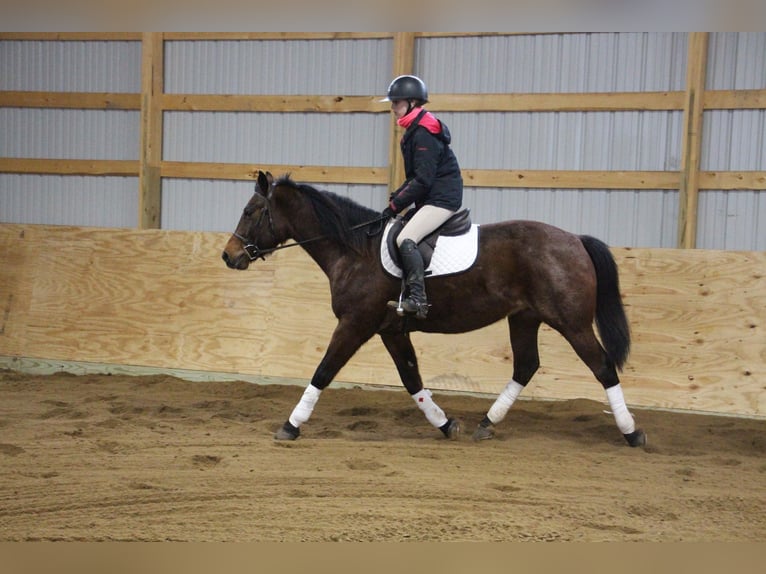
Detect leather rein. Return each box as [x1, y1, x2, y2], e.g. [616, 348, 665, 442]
[233, 199, 388, 262]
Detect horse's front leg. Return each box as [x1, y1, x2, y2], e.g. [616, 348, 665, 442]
[274, 318, 375, 440]
[379, 332, 460, 440]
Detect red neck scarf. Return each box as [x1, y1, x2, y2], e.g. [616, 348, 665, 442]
[397, 107, 441, 134]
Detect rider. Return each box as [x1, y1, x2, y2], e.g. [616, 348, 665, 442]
[380, 74, 464, 319]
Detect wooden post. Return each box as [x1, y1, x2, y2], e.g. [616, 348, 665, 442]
[678, 32, 708, 248]
[139, 33, 164, 229]
[387, 33, 415, 195]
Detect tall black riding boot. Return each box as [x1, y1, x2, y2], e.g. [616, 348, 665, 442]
[398, 239, 429, 319]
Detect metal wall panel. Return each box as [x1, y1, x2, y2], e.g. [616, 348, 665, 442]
[0, 174, 138, 227]
[163, 111, 388, 167]
[417, 33, 687, 93]
[0, 40, 141, 228]
[164, 39, 392, 95]
[415, 33, 688, 248]
[0, 40, 141, 92]
[445, 111, 683, 170]
[162, 178, 384, 232]
[160, 37, 392, 231]
[698, 32, 766, 250]
[0, 109, 139, 160]
[1, 34, 763, 249]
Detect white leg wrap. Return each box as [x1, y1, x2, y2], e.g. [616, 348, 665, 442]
[288, 384, 322, 428]
[487, 380, 525, 424]
[606, 384, 635, 435]
[412, 389, 448, 428]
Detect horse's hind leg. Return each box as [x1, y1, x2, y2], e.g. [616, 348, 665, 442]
[473, 312, 540, 441]
[380, 332, 460, 440]
[563, 328, 646, 447]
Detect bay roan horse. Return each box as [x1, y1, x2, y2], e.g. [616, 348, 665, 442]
[222, 171, 646, 447]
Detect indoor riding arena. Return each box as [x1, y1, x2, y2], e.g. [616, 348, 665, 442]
[1, 32, 764, 543]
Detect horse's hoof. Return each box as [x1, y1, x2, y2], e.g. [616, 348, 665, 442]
[472, 422, 495, 441]
[440, 418, 460, 440]
[624, 428, 646, 447]
[274, 421, 300, 441]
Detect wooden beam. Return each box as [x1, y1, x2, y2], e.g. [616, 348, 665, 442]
[0, 91, 140, 110]
[162, 32, 393, 41]
[462, 169, 680, 190]
[703, 89, 766, 110]
[5, 159, 759, 193]
[699, 171, 766, 190]
[160, 162, 388, 185]
[0, 158, 138, 176]
[430, 91, 685, 112]
[387, 33, 415, 195]
[139, 33, 164, 229]
[678, 32, 709, 249]
[0, 33, 141, 41]
[3, 89, 762, 114]
[162, 94, 388, 113]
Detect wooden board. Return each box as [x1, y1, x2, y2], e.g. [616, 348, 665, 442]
[1, 224, 764, 417]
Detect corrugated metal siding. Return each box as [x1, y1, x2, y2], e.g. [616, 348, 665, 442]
[1, 33, 763, 249]
[161, 178, 384, 232]
[0, 175, 138, 227]
[0, 109, 139, 160]
[163, 112, 388, 166]
[0, 41, 141, 92]
[164, 39, 392, 95]
[160, 37, 392, 231]
[416, 33, 688, 248]
[417, 33, 687, 93]
[0, 40, 140, 228]
[699, 32, 766, 250]
[446, 111, 683, 170]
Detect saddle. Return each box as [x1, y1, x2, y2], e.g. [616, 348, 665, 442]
[386, 209, 473, 270]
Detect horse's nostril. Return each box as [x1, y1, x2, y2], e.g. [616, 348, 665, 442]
[221, 251, 229, 263]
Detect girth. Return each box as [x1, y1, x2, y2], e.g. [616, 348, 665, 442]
[386, 208, 472, 270]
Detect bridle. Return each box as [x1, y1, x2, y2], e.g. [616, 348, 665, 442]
[232, 199, 279, 261]
[233, 195, 389, 262]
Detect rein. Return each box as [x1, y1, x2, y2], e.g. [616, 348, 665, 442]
[235, 212, 389, 262]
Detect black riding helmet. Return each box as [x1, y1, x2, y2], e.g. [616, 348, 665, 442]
[381, 75, 429, 105]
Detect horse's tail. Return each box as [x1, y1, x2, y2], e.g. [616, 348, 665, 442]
[579, 235, 631, 370]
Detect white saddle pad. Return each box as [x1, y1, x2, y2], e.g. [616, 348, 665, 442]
[380, 221, 480, 278]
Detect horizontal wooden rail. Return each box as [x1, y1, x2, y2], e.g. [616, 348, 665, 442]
[462, 170, 681, 189]
[162, 94, 387, 113]
[0, 158, 139, 176]
[3, 89, 765, 112]
[163, 32, 394, 41]
[1, 158, 764, 190]
[160, 162, 389, 185]
[703, 89, 766, 109]
[430, 92, 686, 112]
[0, 91, 140, 110]
[0, 33, 141, 41]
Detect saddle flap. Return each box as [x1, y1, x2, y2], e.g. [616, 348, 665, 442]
[386, 209, 472, 269]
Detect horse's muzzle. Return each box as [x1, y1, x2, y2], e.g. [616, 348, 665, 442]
[221, 250, 250, 270]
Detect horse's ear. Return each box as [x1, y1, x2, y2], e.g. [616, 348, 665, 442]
[256, 170, 272, 196]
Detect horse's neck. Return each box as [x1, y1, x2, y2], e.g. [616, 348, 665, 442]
[300, 237, 371, 282]
[300, 241, 348, 277]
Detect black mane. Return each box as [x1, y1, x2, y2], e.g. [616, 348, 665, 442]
[275, 175, 381, 253]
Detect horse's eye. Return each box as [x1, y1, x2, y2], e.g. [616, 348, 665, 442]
[244, 206, 255, 217]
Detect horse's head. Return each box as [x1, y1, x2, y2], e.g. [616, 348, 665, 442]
[222, 170, 279, 270]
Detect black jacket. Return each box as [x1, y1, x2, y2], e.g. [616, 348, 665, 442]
[389, 110, 463, 213]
